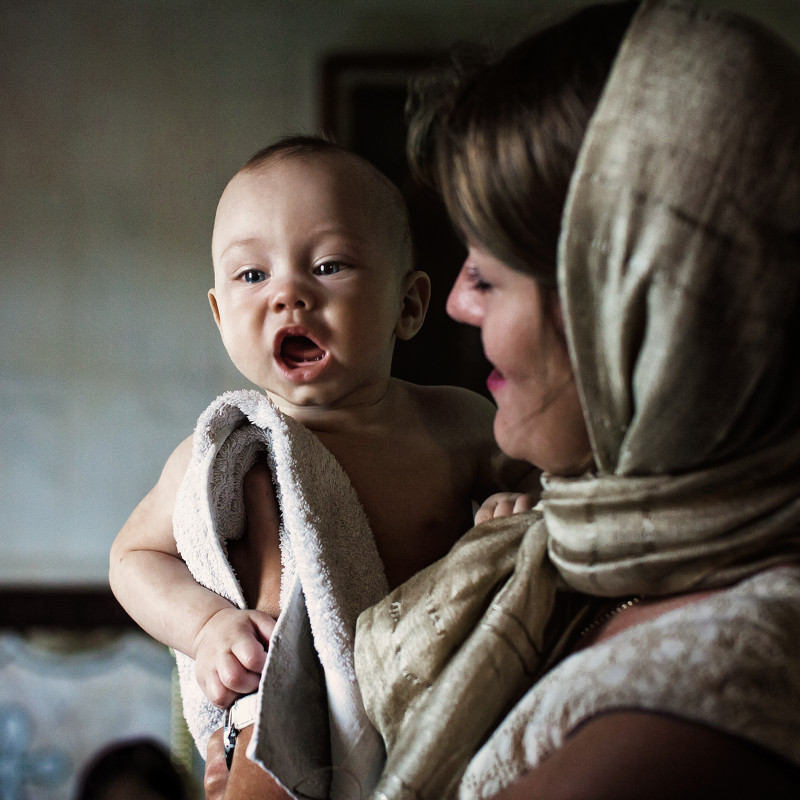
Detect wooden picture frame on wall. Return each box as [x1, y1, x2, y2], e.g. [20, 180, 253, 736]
[321, 53, 431, 187]
[320, 53, 489, 396]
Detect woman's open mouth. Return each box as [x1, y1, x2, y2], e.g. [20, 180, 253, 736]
[274, 329, 330, 381]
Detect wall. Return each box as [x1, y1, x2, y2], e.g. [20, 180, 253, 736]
[1, 0, 799, 585]
[0, 0, 541, 585]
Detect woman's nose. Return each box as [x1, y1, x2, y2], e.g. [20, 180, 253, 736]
[446, 263, 484, 326]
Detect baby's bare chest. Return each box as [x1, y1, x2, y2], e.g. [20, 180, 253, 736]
[318, 430, 477, 588]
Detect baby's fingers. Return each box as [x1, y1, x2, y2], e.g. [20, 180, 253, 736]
[475, 493, 514, 524]
[476, 491, 539, 524]
[196, 657, 242, 709]
[512, 493, 538, 514]
[231, 636, 268, 675]
[474, 499, 500, 525]
[250, 611, 277, 645]
[217, 651, 261, 697]
[492, 500, 519, 520]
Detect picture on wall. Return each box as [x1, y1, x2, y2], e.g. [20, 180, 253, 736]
[320, 53, 490, 396]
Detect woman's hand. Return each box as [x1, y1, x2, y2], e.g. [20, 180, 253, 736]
[475, 492, 538, 525]
[192, 607, 276, 708]
[204, 728, 229, 800]
[205, 725, 293, 799]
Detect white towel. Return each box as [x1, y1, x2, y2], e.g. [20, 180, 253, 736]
[172, 390, 389, 799]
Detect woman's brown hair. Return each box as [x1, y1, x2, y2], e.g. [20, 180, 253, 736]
[407, 1, 638, 287]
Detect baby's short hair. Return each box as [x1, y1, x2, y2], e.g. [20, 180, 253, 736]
[241, 134, 346, 171]
[239, 135, 414, 274]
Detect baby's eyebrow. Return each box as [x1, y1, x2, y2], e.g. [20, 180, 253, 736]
[220, 238, 260, 256]
[306, 225, 369, 246]
[216, 238, 261, 267]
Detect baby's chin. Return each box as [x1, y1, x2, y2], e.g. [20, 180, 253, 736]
[266, 379, 392, 422]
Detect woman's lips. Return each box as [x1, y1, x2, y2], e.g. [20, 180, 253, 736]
[487, 367, 507, 394]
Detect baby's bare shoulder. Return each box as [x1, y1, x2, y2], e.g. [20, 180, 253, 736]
[157, 435, 194, 496]
[397, 381, 537, 495]
[401, 381, 496, 431]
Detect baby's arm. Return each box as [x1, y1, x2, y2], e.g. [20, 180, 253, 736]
[109, 437, 275, 708]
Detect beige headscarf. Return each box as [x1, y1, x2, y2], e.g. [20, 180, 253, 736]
[355, 1, 800, 798]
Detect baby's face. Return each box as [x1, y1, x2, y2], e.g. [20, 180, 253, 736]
[210, 154, 409, 413]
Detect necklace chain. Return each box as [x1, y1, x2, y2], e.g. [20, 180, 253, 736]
[579, 596, 641, 639]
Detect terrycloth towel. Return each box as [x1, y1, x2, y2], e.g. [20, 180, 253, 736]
[173, 389, 389, 799]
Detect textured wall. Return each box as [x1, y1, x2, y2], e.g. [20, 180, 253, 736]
[1, 0, 798, 585]
[0, 0, 543, 584]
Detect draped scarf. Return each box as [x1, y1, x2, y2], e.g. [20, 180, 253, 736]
[354, 1, 800, 798]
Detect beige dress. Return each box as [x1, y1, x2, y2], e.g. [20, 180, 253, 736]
[460, 566, 800, 798]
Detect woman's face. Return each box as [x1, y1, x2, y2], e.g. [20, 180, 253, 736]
[447, 241, 592, 474]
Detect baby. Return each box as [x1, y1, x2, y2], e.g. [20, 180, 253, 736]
[109, 136, 537, 724]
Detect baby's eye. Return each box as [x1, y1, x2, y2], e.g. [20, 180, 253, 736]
[240, 268, 267, 284]
[314, 261, 346, 277]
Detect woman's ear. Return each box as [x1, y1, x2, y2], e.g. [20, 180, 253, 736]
[395, 270, 431, 341]
[548, 293, 567, 341]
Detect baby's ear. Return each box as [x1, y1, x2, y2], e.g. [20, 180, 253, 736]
[395, 270, 431, 341]
[208, 288, 222, 330]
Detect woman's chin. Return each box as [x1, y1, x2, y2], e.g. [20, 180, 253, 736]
[494, 413, 592, 475]
[492, 417, 534, 464]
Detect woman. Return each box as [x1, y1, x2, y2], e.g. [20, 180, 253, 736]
[206, 1, 800, 797]
[354, 0, 800, 798]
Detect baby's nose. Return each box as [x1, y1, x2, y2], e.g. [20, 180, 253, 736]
[270, 276, 312, 311]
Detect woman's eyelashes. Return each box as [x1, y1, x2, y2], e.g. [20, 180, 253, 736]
[466, 263, 492, 292]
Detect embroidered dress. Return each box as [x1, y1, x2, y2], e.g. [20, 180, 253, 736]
[460, 566, 800, 797]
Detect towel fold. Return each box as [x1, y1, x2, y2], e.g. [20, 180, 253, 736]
[173, 389, 389, 799]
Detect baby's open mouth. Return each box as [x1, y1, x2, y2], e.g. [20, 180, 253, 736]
[280, 335, 326, 366]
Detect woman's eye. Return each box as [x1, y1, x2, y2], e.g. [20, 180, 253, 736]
[240, 269, 266, 284]
[467, 264, 492, 292]
[314, 262, 345, 277]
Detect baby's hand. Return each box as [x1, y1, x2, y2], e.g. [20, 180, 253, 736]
[192, 607, 276, 708]
[475, 492, 538, 525]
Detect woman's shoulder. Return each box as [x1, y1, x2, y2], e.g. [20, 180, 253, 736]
[582, 564, 800, 648]
[462, 566, 800, 797]
[559, 565, 800, 728]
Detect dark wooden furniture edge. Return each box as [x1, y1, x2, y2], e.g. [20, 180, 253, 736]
[0, 588, 136, 630]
